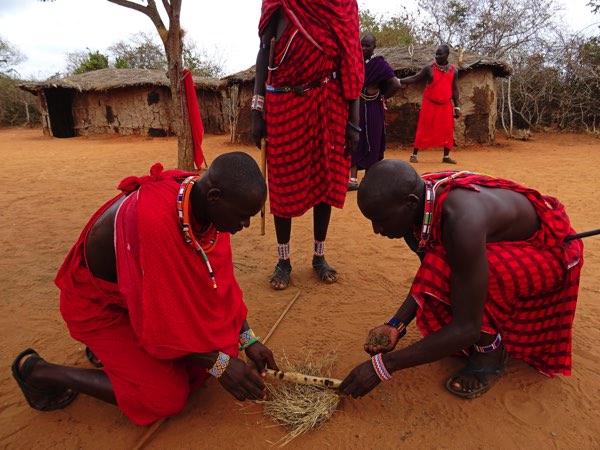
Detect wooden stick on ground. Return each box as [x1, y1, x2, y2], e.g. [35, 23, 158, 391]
[262, 290, 301, 345]
[131, 418, 166, 450]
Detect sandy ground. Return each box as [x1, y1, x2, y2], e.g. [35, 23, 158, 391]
[1, 128, 600, 449]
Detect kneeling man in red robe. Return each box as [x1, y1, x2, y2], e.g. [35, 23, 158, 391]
[12, 152, 279, 425]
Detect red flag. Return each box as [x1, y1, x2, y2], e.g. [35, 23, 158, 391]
[181, 69, 204, 169]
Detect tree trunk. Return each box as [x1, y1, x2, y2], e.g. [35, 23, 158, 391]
[164, 3, 194, 171]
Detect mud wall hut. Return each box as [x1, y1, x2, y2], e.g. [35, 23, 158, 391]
[19, 68, 227, 139]
[224, 45, 511, 147]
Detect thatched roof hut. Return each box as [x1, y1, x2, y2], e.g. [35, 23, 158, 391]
[19, 68, 227, 138]
[224, 44, 511, 147]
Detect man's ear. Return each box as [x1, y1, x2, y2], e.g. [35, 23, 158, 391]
[406, 193, 419, 210]
[206, 187, 223, 204]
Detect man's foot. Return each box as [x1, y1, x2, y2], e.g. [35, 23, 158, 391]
[446, 345, 508, 399]
[312, 255, 338, 284]
[11, 348, 78, 411]
[270, 259, 292, 290]
[442, 156, 457, 164]
[409, 155, 419, 163]
[347, 178, 359, 191]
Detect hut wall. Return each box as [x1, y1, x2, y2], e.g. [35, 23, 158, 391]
[198, 89, 228, 135]
[385, 68, 497, 147]
[71, 86, 175, 137]
[227, 82, 254, 144]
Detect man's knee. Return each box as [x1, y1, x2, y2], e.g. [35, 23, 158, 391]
[117, 378, 190, 423]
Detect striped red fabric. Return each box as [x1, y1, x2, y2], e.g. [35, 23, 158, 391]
[410, 172, 583, 376]
[260, 0, 363, 218]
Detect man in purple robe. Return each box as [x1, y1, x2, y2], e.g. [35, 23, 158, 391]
[348, 34, 401, 191]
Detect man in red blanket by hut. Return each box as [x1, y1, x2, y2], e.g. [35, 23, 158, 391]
[339, 160, 583, 399]
[400, 44, 460, 164]
[11, 152, 279, 425]
[252, 0, 364, 290]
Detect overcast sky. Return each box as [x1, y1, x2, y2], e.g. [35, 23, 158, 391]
[0, 0, 597, 80]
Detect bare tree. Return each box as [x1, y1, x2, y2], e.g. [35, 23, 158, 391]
[110, 31, 167, 70]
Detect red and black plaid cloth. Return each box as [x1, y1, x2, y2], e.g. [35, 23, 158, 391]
[259, 0, 363, 218]
[410, 172, 583, 376]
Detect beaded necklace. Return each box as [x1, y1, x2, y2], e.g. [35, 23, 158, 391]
[418, 171, 472, 250]
[176, 176, 219, 289]
[433, 61, 452, 73]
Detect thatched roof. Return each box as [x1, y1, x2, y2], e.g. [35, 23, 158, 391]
[224, 44, 511, 84]
[19, 68, 225, 94]
[378, 44, 512, 78]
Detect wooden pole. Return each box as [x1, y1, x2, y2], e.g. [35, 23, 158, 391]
[260, 137, 267, 236]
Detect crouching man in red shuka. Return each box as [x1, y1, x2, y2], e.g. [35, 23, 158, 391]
[339, 160, 583, 399]
[12, 152, 279, 425]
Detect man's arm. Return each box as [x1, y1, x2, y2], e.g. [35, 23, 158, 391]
[399, 65, 431, 86]
[384, 196, 489, 371]
[251, 9, 280, 149]
[381, 76, 401, 98]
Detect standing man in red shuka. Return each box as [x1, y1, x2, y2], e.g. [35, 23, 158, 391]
[400, 44, 460, 164]
[252, 0, 364, 290]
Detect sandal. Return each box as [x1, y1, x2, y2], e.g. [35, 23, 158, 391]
[442, 156, 457, 164]
[270, 264, 291, 290]
[85, 347, 104, 368]
[347, 178, 359, 191]
[11, 348, 78, 411]
[312, 257, 338, 284]
[409, 155, 419, 163]
[445, 347, 508, 399]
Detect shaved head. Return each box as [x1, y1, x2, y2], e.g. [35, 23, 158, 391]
[207, 151, 267, 199]
[358, 159, 421, 212]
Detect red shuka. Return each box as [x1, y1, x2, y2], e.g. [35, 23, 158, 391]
[414, 63, 456, 150]
[259, 0, 364, 218]
[55, 164, 247, 424]
[410, 172, 583, 376]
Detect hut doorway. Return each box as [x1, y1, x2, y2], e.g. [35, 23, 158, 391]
[45, 88, 75, 138]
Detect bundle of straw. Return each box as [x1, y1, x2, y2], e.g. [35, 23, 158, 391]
[263, 351, 341, 447]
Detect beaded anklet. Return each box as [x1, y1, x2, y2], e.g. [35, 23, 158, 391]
[277, 242, 290, 260]
[474, 333, 502, 353]
[371, 353, 392, 381]
[208, 352, 230, 378]
[239, 328, 261, 351]
[314, 240, 325, 257]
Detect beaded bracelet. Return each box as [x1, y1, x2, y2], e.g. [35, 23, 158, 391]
[208, 351, 230, 378]
[239, 328, 261, 351]
[385, 316, 407, 339]
[251, 94, 265, 112]
[371, 353, 392, 381]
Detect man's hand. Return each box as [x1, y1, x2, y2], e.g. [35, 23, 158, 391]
[218, 357, 267, 401]
[245, 341, 279, 374]
[364, 324, 401, 356]
[338, 360, 381, 398]
[345, 126, 359, 157]
[251, 110, 266, 149]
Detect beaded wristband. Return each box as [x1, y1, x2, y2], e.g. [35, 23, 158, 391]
[371, 353, 392, 381]
[239, 328, 261, 351]
[385, 316, 407, 339]
[251, 94, 265, 112]
[208, 352, 230, 378]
